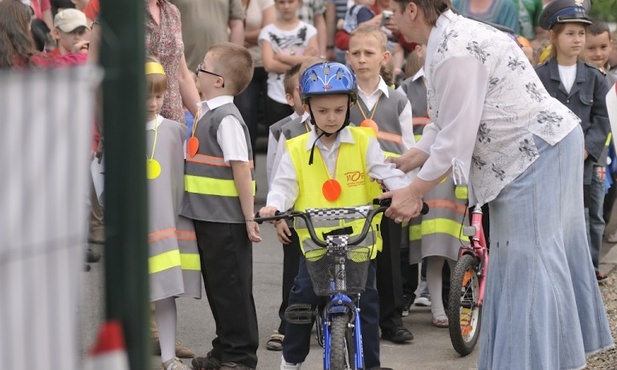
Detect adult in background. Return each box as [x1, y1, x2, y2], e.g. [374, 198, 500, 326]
[235, 0, 275, 153]
[169, 0, 245, 72]
[146, 0, 200, 123]
[451, 0, 520, 34]
[385, 0, 614, 369]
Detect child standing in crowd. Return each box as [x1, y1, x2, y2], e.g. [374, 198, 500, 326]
[535, 1, 612, 284]
[346, 24, 415, 343]
[259, 0, 319, 126]
[259, 61, 410, 370]
[264, 62, 309, 352]
[49, 8, 89, 56]
[144, 58, 202, 370]
[397, 44, 467, 328]
[182, 43, 261, 370]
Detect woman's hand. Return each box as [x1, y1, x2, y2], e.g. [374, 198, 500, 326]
[379, 186, 425, 224]
[258, 206, 278, 219]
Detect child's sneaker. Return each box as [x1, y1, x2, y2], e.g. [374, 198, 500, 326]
[280, 356, 301, 370]
[414, 280, 431, 307]
[401, 294, 413, 317]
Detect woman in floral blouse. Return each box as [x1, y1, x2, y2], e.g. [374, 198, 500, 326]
[383, 0, 614, 369]
[145, 0, 199, 124]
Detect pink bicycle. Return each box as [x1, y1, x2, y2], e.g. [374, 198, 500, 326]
[447, 204, 488, 356]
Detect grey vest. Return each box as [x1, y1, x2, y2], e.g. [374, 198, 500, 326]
[350, 88, 408, 156]
[281, 116, 310, 140]
[181, 103, 254, 223]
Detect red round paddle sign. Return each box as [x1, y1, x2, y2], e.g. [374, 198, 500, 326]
[187, 137, 199, 157]
[322, 179, 342, 201]
[360, 119, 379, 134]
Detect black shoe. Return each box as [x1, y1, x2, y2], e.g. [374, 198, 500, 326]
[381, 326, 413, 343]
[86, 248, 101, 263]
[192, 350, 222, 370]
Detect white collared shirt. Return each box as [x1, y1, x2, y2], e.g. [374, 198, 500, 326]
[196, 95, 249, 164]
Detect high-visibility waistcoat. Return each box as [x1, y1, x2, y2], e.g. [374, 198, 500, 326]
[287, 126, 383, 259]
[182, 103, 255, 223]
[350, 88, 409, 158]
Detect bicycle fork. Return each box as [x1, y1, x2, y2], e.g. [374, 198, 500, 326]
[323, 295, 363, 370]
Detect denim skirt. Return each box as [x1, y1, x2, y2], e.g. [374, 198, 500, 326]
[477, 126, 614, 370]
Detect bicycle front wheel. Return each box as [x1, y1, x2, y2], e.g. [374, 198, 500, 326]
[447, 254, 482, 356]
[329, 315, 356, 370]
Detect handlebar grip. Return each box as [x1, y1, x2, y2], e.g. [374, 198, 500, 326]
[254, 210, 281, 224]
[372, 198, 429, 215]
[421, 202, 429, 215]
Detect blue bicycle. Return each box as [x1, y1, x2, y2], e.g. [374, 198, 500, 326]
[256, 203, 387, 370]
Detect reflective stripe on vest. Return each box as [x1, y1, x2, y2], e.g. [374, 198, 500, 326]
[185, 175, 256, 197]
[408, 198, 468, 241]
[149, 250, 201, 274]
[288, 127, 383, 258]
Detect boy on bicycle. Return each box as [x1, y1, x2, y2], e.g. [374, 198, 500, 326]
[258, 62, 411, 370]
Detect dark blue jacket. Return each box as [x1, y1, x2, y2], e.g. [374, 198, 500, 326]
[536, 59, 611, 184]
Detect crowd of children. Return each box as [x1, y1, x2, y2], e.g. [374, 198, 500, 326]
[6, 0, 617, 368]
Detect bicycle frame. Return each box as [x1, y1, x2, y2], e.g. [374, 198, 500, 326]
[459, 205, 488, 307]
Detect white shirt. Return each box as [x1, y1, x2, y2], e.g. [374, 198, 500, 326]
[267, 126, 412, 211]
[357, 77, 415, 150]
[558, 64, 577, 94]
[196, 96, 249, 164]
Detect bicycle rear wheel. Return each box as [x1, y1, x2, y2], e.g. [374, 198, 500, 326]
[328, 315, 356, 370]
[447, 254, 482, 356]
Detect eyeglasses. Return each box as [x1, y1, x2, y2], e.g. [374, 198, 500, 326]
[196, 62, 225, 87]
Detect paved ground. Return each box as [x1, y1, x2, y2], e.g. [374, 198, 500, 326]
[80, 152, 617, 370]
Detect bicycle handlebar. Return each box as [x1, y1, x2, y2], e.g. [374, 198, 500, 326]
[255, 199, 429, 248]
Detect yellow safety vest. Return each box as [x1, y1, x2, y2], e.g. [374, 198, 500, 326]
[287, 127, 383, 260]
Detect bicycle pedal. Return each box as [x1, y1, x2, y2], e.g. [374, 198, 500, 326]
[285, 304, 314, 324]
[462, 226, 477, 237]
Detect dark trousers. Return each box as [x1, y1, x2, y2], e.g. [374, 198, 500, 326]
[235, 66, 268, 152]
[278, 228, 302, 334]
[283, 258, 381, 368]
[376, 217, 404, 332]
[193, 220, 259, 368]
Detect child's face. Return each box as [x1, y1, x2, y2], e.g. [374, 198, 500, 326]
[551, 23, 586, 59]
[286, 77, 304, 115]
[197, 52, 225, 100]
[53, 26, 88, 53]
[275, 0, 301, 21]
[304, 94, 350, 134]
[346, 34, 389, 82]
[584, 31, 612, 69]
[146, 91, 165, 120]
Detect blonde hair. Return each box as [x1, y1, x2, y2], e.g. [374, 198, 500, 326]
[349, 24, 388, 51]
[208, 42, 254, 95]
[145, 56, 167, 96]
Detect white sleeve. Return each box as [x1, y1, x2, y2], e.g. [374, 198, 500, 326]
[365, 136, 411, 191]
[270, 133, 289, 188]
[266, 150, 299, 211]
[217, 115, 249, 163]
[266, 130, 279, 186]
[417, 56, 487, 183]
[399, 100, 415, 150]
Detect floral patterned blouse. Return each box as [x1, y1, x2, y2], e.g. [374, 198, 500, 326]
[145, 0, 185, 123]
[415, 10, 580, 205]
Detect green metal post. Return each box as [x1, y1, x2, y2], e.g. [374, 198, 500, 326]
[99, 1, 149, 369]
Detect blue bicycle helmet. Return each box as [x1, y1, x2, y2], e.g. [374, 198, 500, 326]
[300, 62, 357, 104]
